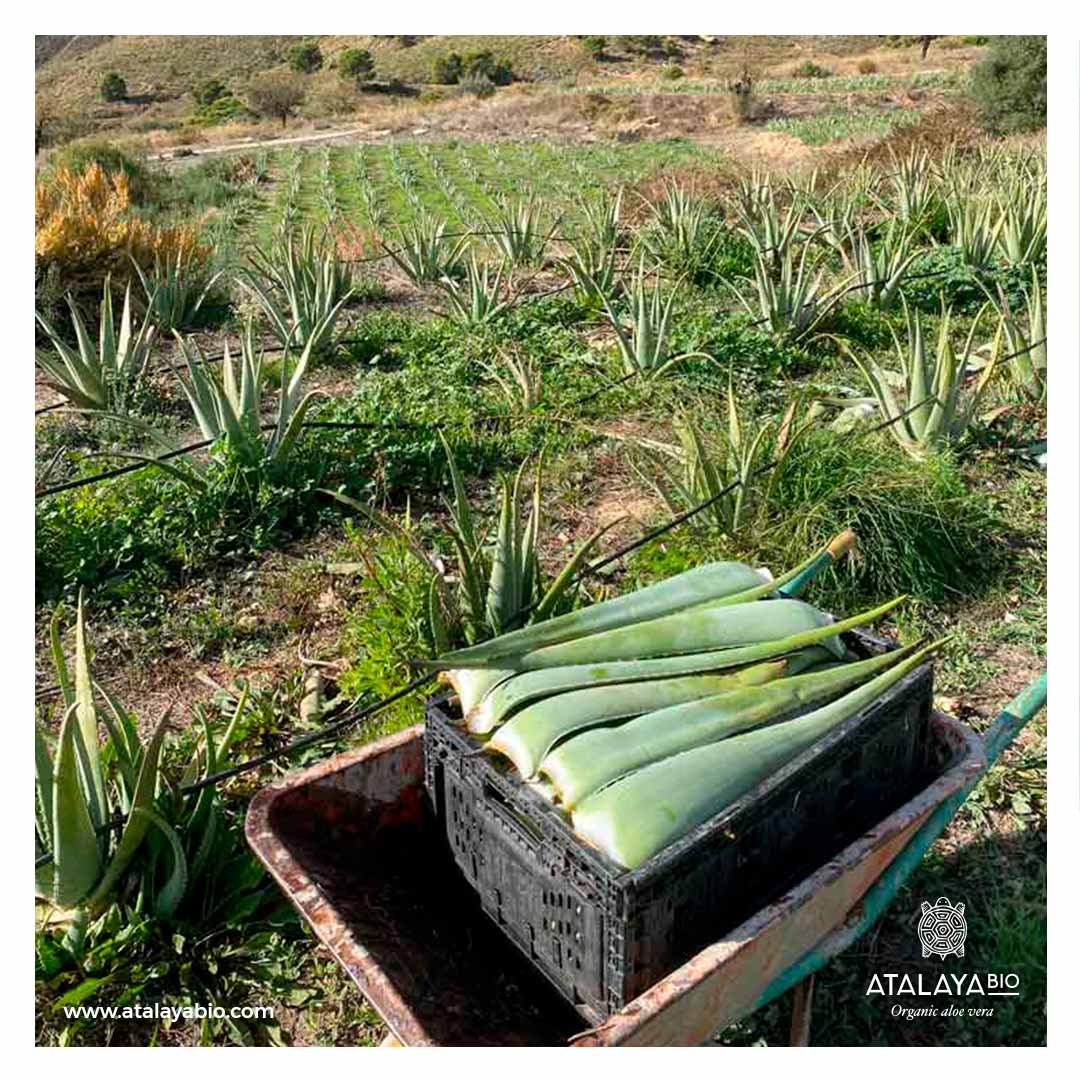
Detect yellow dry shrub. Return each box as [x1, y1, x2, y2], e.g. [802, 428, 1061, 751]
[35, 163, 209, 294]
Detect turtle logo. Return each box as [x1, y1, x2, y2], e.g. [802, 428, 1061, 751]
[918, 897, 967, 959]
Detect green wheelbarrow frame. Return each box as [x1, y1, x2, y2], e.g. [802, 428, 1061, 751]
[572, 672, 1046, 1045]
[753, 671, 1047, 1015]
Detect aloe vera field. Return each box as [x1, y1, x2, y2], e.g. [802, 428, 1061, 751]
[34, 35, 1047, 1047]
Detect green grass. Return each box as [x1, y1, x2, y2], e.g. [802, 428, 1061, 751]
[766, 108, 922, 145]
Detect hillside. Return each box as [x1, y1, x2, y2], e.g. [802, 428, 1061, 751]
[35, 34, 986, 143]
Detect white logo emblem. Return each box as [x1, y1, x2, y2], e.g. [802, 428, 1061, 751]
[918, 897, 967, 959]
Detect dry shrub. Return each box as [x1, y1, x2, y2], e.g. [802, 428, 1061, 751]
[857, 58, 878, 74]
[811, 102, 981, 189]
[35, 163, 209, 298]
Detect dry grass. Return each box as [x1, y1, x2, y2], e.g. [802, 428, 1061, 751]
[36, 34, 982, 150]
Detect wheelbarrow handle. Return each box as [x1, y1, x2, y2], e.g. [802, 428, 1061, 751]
[750, 669, 1047, 1017]
[779, 529, 857, 599]
[982, 669, 1047, 766]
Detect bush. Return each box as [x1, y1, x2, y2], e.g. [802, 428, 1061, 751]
[192, 93, 251, 126]
[753, 429, 1003, 607]
[339, 47, 375, 84]
[99, 71, 126, 102]
[193, 77, 228, 106]
[461, 49, 514, 86]
[794, 60, 832, 78]
[246, 71, 306, 127]
[48, 139, 150, 201]
[287, 39, 324, 74]
[35, 163, 208, 305]
[454, 73, 496, 98]
[308, 77, 361, 117]
[619, 35, 664, 58]
[969, 35, 1046, 134]
[582, 36, 607, 61]
[661, 64, 684, 81]
[857, 58, 878, 74]
[430, 50, 513, 87]
[431, 52, 463, 85]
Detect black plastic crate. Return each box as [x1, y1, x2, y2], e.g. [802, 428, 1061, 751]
[423, 628, 934, 1024]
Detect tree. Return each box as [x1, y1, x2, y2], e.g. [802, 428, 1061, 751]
[917, 35, 941, 59]
[461, 50, 514, 86]
[339, 48, 375, 86]
[431, 53, 463, 85]
[970, 36, 1046, 135]
[100, 72, 127, 103]
[193, 78, 228, 107]
[582, 36, 607, 61]
[247, 72, 306, 128]
[287, 40, 324, 74]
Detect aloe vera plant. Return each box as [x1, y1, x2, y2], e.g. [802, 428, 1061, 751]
[36, 594, 171, 915]
[173, 322, 325, 475]
[734, 170, 808, 271]
[558, 236, 620, 306]
[838, 221, 919, 311]
[36, 593, 257, 921]
[482, 196, 556, 267]
[809, 167, 875, 252]
[480, 348, 543, 414]
[884, 148, 939, 233]
[35, 277, 157, 412]
[243, 226, 353, 352]
[640, 180, 725, 273]
[984, 267, 1046, 403]
[727, 245, 851, 339]
[636, 385, 811, 536]
[596, 256, 710, 377]
[846, 298, 997, 458]
[944, 188, 1002, 270]
[995, 177, 1046, 266]
[133, 250, 224, 333]
[383, 213, 469, 284]
[437, 255, 513, 325]
[578, 187, 623, 248]
[331, 435, 617, 650]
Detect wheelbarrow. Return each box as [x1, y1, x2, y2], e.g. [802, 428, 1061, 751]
[245, 672, 1046, 1046]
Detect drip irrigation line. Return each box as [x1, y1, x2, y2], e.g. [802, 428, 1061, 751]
[34, 365, 645, 500]
[35, 331, 1047, 502]
[35, 418, 431, 500]
[180, 671, 436, 797]
[38, 438, 215, 498]
[34, 671, 437, 867]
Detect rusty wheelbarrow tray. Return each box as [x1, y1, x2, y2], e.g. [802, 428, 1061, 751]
[245, 675, 1045, 1046]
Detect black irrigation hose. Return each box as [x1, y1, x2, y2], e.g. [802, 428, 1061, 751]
[180, 671, 436, 797]
[35, 354, 646, 501]
[34, 330, 1047, 502]
[35, 420, 424, 500]
[38, 438, 215, 497]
